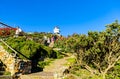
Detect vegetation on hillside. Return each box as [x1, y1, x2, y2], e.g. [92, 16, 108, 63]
[1, 35, 60, 72]
[1, 21, 120, 79]
[55, 20, 120, 79]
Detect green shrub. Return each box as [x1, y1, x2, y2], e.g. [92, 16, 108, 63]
[2, 37, 58, 59]
[38, 58, 54, 68]
[3, 71, 11, 75]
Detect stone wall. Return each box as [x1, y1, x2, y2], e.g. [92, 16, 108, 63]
[0, 46, 15, 75]
[0, 46, 31, 76]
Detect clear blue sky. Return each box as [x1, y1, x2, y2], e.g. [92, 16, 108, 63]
[0, 0, 120, 36]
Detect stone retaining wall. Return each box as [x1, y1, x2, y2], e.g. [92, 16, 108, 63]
[0, 46, 31, 76]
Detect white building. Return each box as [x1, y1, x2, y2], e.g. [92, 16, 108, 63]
[53, 26, 60, 35]
[15, 27, 22, 37]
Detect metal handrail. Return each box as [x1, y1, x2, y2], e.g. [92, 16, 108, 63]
[0, 39, 17, 57]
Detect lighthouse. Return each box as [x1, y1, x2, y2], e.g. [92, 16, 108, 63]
[53, 26, 60, 36]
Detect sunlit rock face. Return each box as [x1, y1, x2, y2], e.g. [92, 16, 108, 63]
[0, 46, 15, 76]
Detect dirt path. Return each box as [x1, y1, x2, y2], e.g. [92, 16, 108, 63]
[44, 56, 71, 73]
[20, 54, 75, 79]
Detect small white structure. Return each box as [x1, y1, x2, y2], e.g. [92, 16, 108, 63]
[15, 27, 22, 37]
[53, 26, 60, 35]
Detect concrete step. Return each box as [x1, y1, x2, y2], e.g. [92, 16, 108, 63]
[0, 75, 12, 79]
[20, 72, 54, 79]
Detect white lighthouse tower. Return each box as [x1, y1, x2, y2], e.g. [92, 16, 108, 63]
[53, 26, 60, 36]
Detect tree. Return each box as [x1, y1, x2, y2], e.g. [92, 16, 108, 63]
[72, 21, 120, 79]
